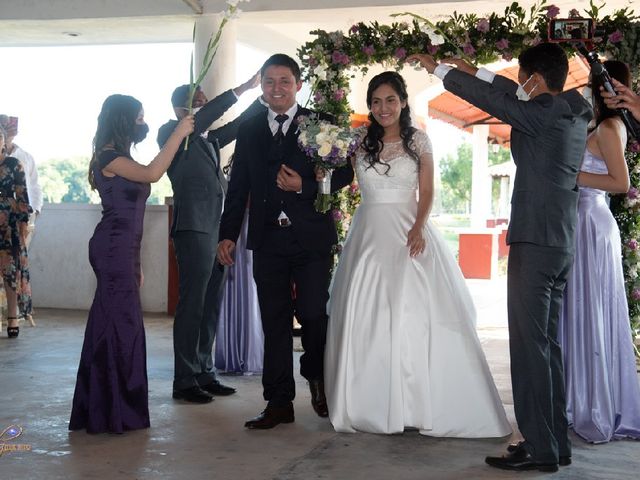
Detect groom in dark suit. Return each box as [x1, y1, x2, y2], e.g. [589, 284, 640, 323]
[158, 74, 264, 403]
[408, 44, 592, 472]
[217, 53, 354, 428]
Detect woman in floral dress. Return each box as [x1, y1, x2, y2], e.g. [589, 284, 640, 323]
[0, 125, 32, 338]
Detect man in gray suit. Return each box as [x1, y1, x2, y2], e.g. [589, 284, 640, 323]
[408, 44, 592, 472]
[157, 74, 264, 403]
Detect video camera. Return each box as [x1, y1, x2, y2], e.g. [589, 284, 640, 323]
[548, 18, 640, 140]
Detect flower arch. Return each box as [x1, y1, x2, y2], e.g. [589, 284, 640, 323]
[296, 0, 640, 346]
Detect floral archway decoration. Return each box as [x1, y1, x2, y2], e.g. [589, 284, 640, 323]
[296, 0, 640, 348]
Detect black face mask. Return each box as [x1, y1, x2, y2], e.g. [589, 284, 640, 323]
[132, 123, 149, 144]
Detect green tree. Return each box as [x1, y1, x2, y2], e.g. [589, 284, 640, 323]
[39, 157, 175, 205]
[148, 175, 174, 205]
[40, 156, 98, 204]
[439, 143, 472, 213]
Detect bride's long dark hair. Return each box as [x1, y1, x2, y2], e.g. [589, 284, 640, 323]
[363, 71, 419, 174]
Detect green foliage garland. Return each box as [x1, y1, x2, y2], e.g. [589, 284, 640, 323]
[297, 1, 640, 348]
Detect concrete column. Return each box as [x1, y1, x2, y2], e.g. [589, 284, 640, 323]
[193, 13, 238, 163]
[471, 124, 490, 228]
[194, 13, 236, 100]
[499, 176, 509, 218]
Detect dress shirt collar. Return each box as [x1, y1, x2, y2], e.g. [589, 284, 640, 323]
[267, 103, 299, 136]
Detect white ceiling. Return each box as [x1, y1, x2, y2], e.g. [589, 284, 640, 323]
[0, 0, 632, 47]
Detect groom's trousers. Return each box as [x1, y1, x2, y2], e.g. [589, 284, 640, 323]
[252, 227, 332, 407]
[507, 243, 573, 464]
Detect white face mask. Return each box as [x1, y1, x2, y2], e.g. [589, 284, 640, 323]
[582, 86, 593, 107]
[516, 74, 537, 102]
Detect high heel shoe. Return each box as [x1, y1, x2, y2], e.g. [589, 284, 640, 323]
[7, 316, 19, 338]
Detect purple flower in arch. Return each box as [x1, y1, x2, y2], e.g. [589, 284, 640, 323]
[608, 30, 624, 44]
[495, 38, 509, 51]
[314, 91, 325, 104]
[333, 89, 345, 101]
[362, 44, 375, 56]
[627, 239, 639, 251]
[331, 51, 350, 65]
[463, 42, 476, 56]
[394, 47, 407, 59]
[349, 24, 359, 35]
[632, 288, 640, 301]
[569, 9, 580, 17]
[546, 5, 560, 19]
[628, 187, 639, 199]
[630, 141, 640, 153]
[476, 18, 490, 33]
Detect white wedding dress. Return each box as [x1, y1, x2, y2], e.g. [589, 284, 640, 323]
[325, 130, 511, 437]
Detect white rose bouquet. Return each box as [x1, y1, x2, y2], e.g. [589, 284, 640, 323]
[297, 114, 364, 212]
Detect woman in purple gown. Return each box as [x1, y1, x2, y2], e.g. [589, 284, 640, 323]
[559, 61, 640, 443]
[69, 95, 193, 434]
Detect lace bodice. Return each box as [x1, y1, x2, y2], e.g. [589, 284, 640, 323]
[355, 130, 433, 192]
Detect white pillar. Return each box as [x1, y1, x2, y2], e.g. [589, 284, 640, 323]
[499, 176, 509, 218]
[194, 13, 236, 100]
[471, 124, 491, 228]
[193, 14, 237, 162]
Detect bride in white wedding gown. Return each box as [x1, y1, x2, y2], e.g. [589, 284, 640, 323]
[324, 71, 511, 438]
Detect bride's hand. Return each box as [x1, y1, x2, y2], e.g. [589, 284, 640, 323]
[407, 225, 426, 257]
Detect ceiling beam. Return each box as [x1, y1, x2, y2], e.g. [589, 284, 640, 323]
[182, 0, 203, 14]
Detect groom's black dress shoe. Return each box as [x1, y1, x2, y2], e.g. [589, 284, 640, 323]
[201, 380, 236, 396]
[172, 386, 214, 403]
[507, 441, 572, 466]
[309, 380, 329, 418]
[485, 448, 559, 473]
[245, 403, 294, 429]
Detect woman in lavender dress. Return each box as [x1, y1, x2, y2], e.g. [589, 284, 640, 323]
[559, 61, 640, 443]
[215, 158, 263, 375]
[69, 95, 193, 434]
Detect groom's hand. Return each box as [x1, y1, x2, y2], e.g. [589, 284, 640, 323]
[217, 239, 236, 266]
[277, 164, 302, 192]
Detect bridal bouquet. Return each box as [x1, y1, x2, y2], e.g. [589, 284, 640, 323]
[297, 114, 363, 212]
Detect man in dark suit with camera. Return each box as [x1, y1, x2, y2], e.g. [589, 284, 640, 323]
[217, 53, 354, 429]
[408, 43, 592, 472]
[158, 74, 263, 404]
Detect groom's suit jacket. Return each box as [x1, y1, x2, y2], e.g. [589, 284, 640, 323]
[157, 91, 264, 237]
[219, 105, 354, 253]
[443, 69, 592, 248]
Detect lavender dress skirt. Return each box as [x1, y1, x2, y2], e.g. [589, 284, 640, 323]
[558, 148, 640, 443]
[215, 211, 263, 374]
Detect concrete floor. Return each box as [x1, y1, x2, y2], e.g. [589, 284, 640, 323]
[1, 278, 639, 479]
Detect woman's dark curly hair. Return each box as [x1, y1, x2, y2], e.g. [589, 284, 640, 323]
[362, 71, 419, 174]
[88, 94, 142, 189]
[592, 60, 631, 129]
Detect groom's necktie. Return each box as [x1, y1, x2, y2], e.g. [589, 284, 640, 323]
[274, 114, 289, 145]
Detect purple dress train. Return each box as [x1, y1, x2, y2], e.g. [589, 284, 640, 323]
[70, 150, 151, 434]
[558, 147, 640, 443]
[215, 210, 263, 374]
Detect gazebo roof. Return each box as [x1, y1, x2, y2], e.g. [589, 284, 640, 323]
[428, 57, 591, 145]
